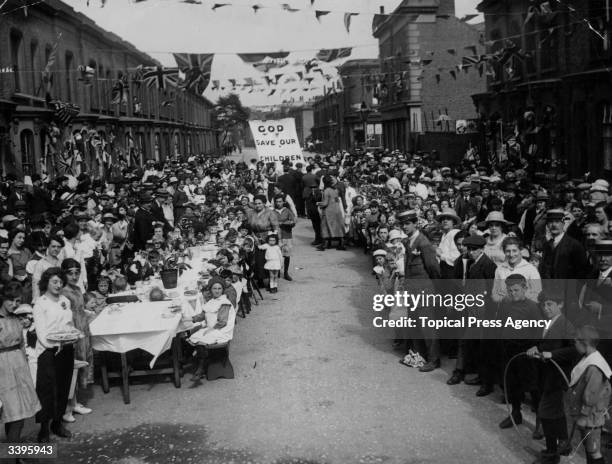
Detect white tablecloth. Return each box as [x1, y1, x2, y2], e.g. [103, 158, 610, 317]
[90, 248, 218, 368]
[90, 301, 182, 368]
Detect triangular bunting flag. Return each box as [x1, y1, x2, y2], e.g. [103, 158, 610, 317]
[344, 12, 358, 33]
[252, 4, 262, 13]
[212, 3, 229, 10]
[315, 10, 330, 21]
[296, 71, 303, 80]
[281, 3, 299, 12]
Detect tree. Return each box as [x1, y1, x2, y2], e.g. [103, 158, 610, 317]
[214, 93, 250, 148]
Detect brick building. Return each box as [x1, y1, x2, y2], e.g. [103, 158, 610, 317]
[372, 0, 486, 159]
[474, 0, 612, 177]
[311, 91, 344, 153]
[337, 59, 383, 149]
[0, 0, 218, 178]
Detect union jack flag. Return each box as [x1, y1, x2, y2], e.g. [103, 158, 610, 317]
[173, 53, 214, 94]
[53, 101, 80, 125]
[141, 66, 179, 90]
[315, 48, 352, 62]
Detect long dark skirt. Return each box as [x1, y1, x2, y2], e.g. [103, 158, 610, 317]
[35, 345, 74, 424]
[254, 248, 267, 281]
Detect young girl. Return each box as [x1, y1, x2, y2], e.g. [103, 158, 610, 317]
[565, 326, 611, 464]
[259, 232, 283, 293]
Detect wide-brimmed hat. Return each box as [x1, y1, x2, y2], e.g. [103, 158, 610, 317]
[436, 209, 461, 224]
[535, 192, 550, 201]
[483, 211, 512, 226]
[102, 213, 117, 223]
[458, 182, 472, 191]
[589, 240, 612, 255]
[545, 209, 566, 222]
[388, 229, 403, 241]
[373, 249, 387, 257]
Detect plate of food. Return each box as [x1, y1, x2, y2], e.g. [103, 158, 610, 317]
[47, 329, 83, 342]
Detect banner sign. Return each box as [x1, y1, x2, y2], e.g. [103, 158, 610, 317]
[249, 118, 305, 165]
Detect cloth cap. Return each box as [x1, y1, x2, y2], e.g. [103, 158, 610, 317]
[463, 235, 486, 248]
[397, 210, 418, 223]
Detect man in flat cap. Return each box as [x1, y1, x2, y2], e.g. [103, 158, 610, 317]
[398, 210, 441, 373]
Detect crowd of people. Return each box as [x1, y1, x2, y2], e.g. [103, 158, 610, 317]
[0, 156, 299, 455]
[300, 148, 612, 464]
[2, 145, 612, 464]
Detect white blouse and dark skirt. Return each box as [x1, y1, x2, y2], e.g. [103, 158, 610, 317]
[33, 294, 75, 424]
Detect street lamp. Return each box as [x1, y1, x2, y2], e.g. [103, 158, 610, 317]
[359, 102, 371, 147]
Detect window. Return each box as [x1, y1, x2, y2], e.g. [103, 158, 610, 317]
[65, 51, 74, 102]
[88, 59, 98, 109]
[10, 29, 23, 92]
[590, 0, 611, 58]
[489, 29, 503, 83]
[174, 133, 180, 155]
[154, 133, 160, 160]
[20, 129, 34, 175]
[137, 133, 146, 160]
[105, 70, 112, 111]
[525, 18, 538, 75]
[540, 27, 559, 72]
[603, 102, 612, 170]
[30, 40, 38, 94]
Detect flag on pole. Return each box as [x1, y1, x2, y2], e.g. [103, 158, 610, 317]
[281, 3, 299, 12]
[52, 101, 80, 125]
[173, 53, 214, 94]
[41, 33, 62, 103]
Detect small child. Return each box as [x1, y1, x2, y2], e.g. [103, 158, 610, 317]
[259, 232, 283, 293]
[566, 326, 611, 464]
[386, 229, 405, 277]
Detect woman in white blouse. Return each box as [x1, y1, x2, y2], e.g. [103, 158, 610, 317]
[492, 236, 542, 303]
[33, 267, 76, 442]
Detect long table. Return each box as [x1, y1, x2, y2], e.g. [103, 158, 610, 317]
[90, 246, 218, 403]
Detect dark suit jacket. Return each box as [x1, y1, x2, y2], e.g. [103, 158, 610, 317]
[172, 190, 189, 219]
[132, 208, 155, 251]
[30, 186, 52, 216]
[403, 232, 440, 294]
[6, 191, 30, 213]
[454, 195, 479, 221]
[301, 173, 318, 199]
[539, 234, 588, 280]
[277, 173, 296, 197]
[150, 200, 172, 233]
[536, 315, 577, 394]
